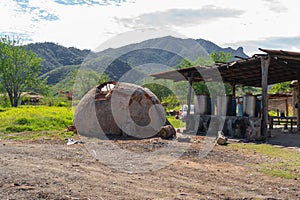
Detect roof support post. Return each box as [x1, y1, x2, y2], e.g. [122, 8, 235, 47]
[261, 55, 270, 140]
[285, 97, 289, 117]
[186, 73, 194, 132]
[231, 83, 236, 99]
[297, 73, 300, 131]
[231, 82, 236, 116]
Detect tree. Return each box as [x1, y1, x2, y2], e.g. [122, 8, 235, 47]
[269, 81, 292, 93]
[30, 77, 50, 96]
[210, 50, 233, 63]
[73, 68, 100, 98]
[149, 51, 234, 102]
[98, 73, 110, 84]
[161, 95, 180, 110]
[174, 58, 192, 69]
[0, 37, 42, 107]
[192, 51, 233, 96]
[143, 81, 174, 100]
[193, 56, 214, 66]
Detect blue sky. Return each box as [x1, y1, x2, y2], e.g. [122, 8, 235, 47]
[1, 0, 300, 55]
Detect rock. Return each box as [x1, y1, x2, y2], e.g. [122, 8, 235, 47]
[177, 135, 192, 143]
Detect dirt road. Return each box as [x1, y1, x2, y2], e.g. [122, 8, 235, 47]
[0, 137, 299, 200]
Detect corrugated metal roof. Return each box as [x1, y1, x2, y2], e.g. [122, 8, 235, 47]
[151, 48, 300, 87]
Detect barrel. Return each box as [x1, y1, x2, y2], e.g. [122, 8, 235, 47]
[216, 95, 233, 116]
[243, 94, 256, 117]
[210, 98, 215, 115]
[232, 99, 237, 116]
[194, 94, 211, 115]
[255, 99, 261, 117]
[237, 103, 243, 116]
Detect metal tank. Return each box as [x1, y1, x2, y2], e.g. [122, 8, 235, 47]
[194, 94, 211, 115]
[232, 98, 237, 116]
[216, 95, 233, 116]
[236, 97, 243, 116]
[255, 99, 261, 117]
[243, 94, 256, 117]
[237, 103, 243, 116]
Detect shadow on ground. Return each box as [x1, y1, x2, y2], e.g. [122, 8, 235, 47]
[267, 128, 300, 148]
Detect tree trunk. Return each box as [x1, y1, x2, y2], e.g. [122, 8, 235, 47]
[13, 91, 19, 107]
[13, 99, 18, 107]
[7, 91, 14, 107]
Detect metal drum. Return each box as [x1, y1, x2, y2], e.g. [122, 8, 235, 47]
[255, 99, 261, 117]
[237, 103, 243, 116]
[194, 94, 211, 115]
[216, 95, 233, 116]
[210, 98, 215, 115]
[243, 94, 256, 117]
[232, 99, 237, 116]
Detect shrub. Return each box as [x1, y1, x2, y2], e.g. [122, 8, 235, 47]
[57, 101, 68, 107]
[0, 94, 11, 108]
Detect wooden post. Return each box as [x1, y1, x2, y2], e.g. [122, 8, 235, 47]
[297, 73, 300, 131]
[285, 97, 289, 117]
[231, 83, 236, 116]
[293, 86, 296, 119]
[261, 55, 270, 140]
[231, 83, 236, 98]
[186, 73, 194, 131]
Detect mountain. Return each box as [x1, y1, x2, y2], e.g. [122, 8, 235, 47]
[41, 65, 79, 85]
[81, 36, 248, 82]
[79, 36, 248, 80]
[196, 38, 247, 59]
[95, 36, 248, 61]
[25, 42, 93, 74]
[27, 36, 249, 91]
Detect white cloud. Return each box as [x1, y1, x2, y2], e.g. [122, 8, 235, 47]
[1, 0, 300, 55]
[262, 0, 288, 13]
[116, 6, 244, 29]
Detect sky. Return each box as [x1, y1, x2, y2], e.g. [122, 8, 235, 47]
[1, 0, 300, 55]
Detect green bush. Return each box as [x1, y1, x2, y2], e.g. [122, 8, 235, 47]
[40, 96, 71, 107]
[268, 110, 277, 116]
[161, 95, 180, 111]
[57, 101, 68, 107]
[16, 118, 31, 125]
[0, 94, 11, 108]
[0, 107, 7, 112]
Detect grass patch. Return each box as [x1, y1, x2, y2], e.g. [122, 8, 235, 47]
[229, 143, 300, 179]
[0, 106, 74, 133]
[0, 131, 76, 141]
[167, 116, 185, 128]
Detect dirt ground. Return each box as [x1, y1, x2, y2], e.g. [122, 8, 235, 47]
[1, 131, 300, 200]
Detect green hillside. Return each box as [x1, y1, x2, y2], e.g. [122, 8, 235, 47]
[41, 65, 79, 85]
[25, 42, 92, 74]
[25, 36, 248, 96]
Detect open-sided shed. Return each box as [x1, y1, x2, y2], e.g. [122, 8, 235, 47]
[151, 48, 300, 138]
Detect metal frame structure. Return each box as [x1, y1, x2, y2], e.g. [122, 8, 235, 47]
[151, 48, 300, 138]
